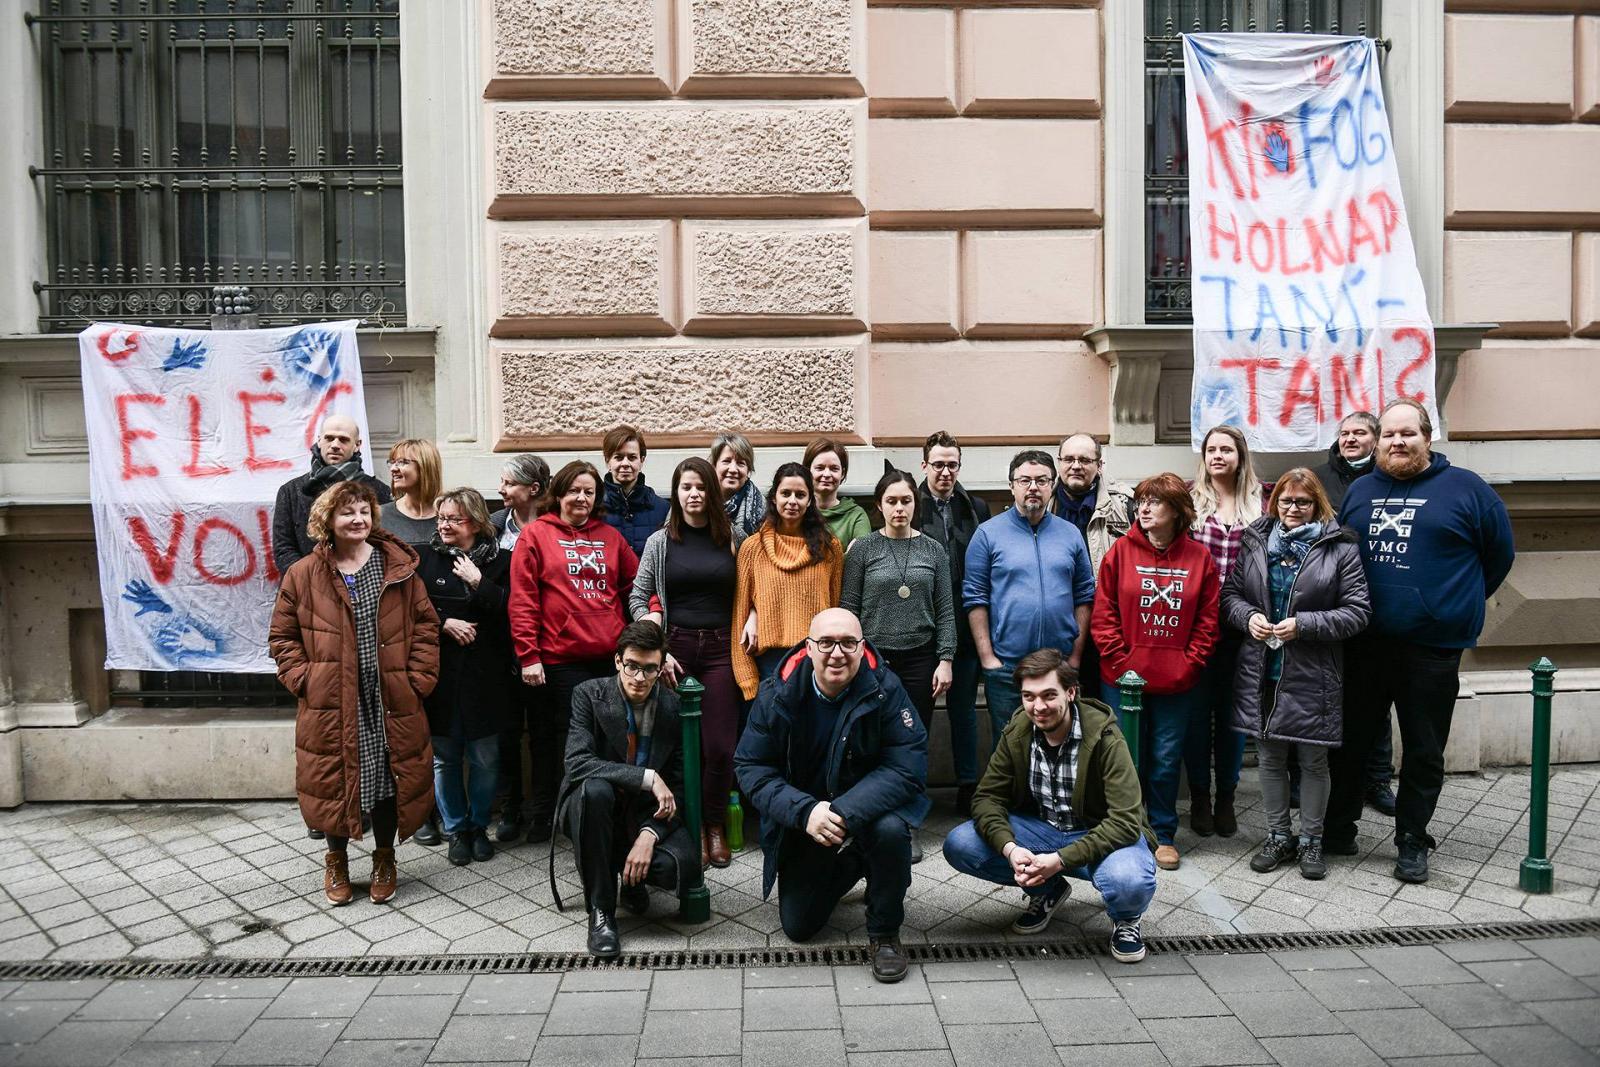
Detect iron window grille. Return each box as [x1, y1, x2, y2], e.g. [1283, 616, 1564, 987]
[1145, 0, 1383, 323]
[112, 670, 296, 709]
[30, 0, 404, 333]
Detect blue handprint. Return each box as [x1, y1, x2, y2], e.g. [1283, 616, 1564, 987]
[1264, 127, 1292, 173]
[121, 580, 173, 617]
[279, 327, 344, 391]
[152, 613, 226, 663]
[161, 337, 209, 372]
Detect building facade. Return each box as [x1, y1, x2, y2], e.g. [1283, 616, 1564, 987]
[0, 0, 1596, 803]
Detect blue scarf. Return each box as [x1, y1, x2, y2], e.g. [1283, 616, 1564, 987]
[1263, 521, 1320, 682]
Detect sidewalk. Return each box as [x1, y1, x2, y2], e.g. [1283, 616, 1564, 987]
[0, 767, 1597, 963]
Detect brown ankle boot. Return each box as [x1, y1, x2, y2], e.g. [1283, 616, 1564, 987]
[369, 847, 397, 904]
[1190, 791, 1215, 836]
[1214, 792, 1238, 838]
[324, 851, 352, 907]
[707, 824, 732, 868]
[700, 827, 712, 869]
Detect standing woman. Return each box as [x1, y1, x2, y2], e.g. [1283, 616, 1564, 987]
[732, 463, 844, 699]
[1092, 473, 1220, 871]
[1224, 470, 1370, 880]
[490, 453, 549, 843]
[711, 431, 766, 539]
[507, 461, 639, 843]
[382, 438, 444, 548]
[420, 488, 515, 867]
[631, 457, 746, 868]
[269, 481, 439, 906]
[805, 437, 871, 551]
[1186, 424, 1268, 839]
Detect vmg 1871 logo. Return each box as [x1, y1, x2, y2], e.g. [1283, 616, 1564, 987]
[1365, 497, 1427, 568]
[1136, 564, 1189, 637]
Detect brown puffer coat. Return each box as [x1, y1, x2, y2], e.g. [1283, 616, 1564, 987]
[269, 531, 440, 840]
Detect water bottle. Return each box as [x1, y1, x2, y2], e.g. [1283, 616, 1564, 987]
[726, 791, 745, 851]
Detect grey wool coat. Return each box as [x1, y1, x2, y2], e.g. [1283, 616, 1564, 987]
[548, 675, 696, 910]
[1221, 516, 1372, 747]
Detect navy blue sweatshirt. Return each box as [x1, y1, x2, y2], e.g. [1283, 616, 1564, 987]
[1337, 453, 1514, 648]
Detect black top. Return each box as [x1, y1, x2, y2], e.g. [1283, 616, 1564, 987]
[796, 683, 845, 804]
[663, 522, 738, 629]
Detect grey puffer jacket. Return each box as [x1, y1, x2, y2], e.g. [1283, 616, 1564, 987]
[1221, 516, 1372, 747]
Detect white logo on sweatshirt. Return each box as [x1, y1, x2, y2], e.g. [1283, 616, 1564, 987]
[1136, 564, 1189, 637]
[1364, 497, 1427, 569]
[560, 536, 611, 596]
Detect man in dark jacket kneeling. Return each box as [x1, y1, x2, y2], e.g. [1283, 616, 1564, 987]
[554, 621, 696, 960]
[942, 648, 1157, 963]
[735, 608, 929, 983]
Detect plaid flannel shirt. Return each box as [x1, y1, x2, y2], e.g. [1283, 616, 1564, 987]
[1028, 711, 1083, 832]
[1192, 514, 1247, 583]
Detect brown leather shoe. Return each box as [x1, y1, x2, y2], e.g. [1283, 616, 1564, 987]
[369, 847, 398, 904]
[1154, 844, 1181, 871]
[707, 824, 732, 868]
[324, 851, 353, 907]
[701, 827, 712, 869]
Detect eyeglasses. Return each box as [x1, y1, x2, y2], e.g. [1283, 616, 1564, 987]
[1011, 476, 1053, 488]
[1057, 457, 1098, 468]
[619, 662, 661, 679]
[1279, 498, 1315, 510]
[436, 515, 467, 527]
[808, 637, 861, 654]
[387, 459, 414, 469]
[927, 461, 960, 472]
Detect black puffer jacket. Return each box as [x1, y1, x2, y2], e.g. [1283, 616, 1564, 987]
[417, 540, 515, 741]
[1221, 517, 1372, 747]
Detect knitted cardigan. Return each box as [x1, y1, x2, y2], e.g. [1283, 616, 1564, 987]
[731, 526, 844, 698]
[628, 525, 748, 628]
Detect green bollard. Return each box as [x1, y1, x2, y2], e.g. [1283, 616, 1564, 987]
[676, 676, 712, 922]
[1116, 670, 1147, 775]
[1519, 657, 1559, 894]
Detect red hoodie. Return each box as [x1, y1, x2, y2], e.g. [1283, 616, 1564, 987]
[508, 513, 638, 667]
[1091, 523, 1219, 695]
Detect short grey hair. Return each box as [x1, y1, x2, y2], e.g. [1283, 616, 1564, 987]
[1379, 399, 1433, 438]
[710, 431, 755, 471]
[1339, 410, 1379, 436]
[501, 453, 550, 490]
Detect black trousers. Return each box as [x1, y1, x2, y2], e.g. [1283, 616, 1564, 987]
[1327, 636, 1463, 845]
[326, 796, 396, 852]
[882, 643, 938, 730]
[497, 682, 544, 818]
[777, 812, 912, 942]
[530, 659, 615, 824]
[567, 778, 688, 915]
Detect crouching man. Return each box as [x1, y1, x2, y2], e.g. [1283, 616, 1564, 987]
[735, 608, 929, 983]
[942, 648, 1157, 962]
[552, 621, 697, 960]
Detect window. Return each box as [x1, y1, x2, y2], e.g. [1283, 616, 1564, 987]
[113, 670, 296, 710]
[33, 0, 403, 332]
[1144, 1, 1382, 322]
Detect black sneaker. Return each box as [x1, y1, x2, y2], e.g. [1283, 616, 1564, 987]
[306, 827, 325, 840]
[494, 814, 525, 843]
[1366, 783, 1397, 817]
[588, 909, 620, 959]
[471, 829, 495, 863]
[869, 937, 909, 983]
[1250, 834, 1299, 873]
[1321, 831, 1360, 856]
[1299, 837, 1327, 880]
[620, 883, 650, 916]
[413, 815, 442, 847]
[1394, 833, 1430, 884]
[910, 838, 924, 864]
[1011, 879, 1070, 934]
[446, 833, 472, 866]
[526, 818, 554, 844]
[1110, 918, 1146, 963]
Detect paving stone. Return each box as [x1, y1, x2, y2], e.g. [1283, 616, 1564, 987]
[1037, 997, 1149, 1045]
[1267, 947, 1366, 971]
[371, 975, 471, 997]
[840, 1004, 947, 1052]
[212, 1018, 345, 1065]
[1292, 966, 1416, 1011]
[1338, 1006, 1478, 1057]
[5, 980, 106, 1002]
[929, 979, 1036, 1025]
[11, 1019, 150, 1067]
[1108, 974, 1228, 1019]
[1382, 1057, 1495, 1067]
[542, 990, 647, 1036]
[1050, 1043, 1169, 1066]
[1523, 936, 1600, 977]
[742, 968, 834, 988]
[833, 964, 931, 1006]
[112, 1040, 233, 1066]
[526, 1034, 640, 1066]
[340, 994, 459, 1041]
[1466, 958, 1598, 1002]
[921, 960, 1016, 983]
[1186, 952, 1298, 994]
[0, 999, 82, 1043]
[844, 1052, 955, 1067]
[1097, 952, 1195, 977]
[1215, 988, 1348, 1038]
[745, 983, 839, 1030]
[1140, 1016, 1274, 1067]
[943, 1022, 1058, 1066]
[558, 970, 654, 992]
[743, 1028, 848, 1067]
[74, 979, 197, 1020]
[1258, 1034, 1384, 1067]
[1463, 1022, 1597, 1067]
[317, 1038, 436, 1067]
[142, 997, 271, 1042]
[1440, 941, 1536, 964]
[1354, 945, 1479, 986]
[455, 973, 560, 1015]
[649, 969, 741, 1010]
[187, 979, 290, 1000]
[260, 977, 379, 1019]
[1527, 998, 1600, 1047]
[639, 1008, 743, 1057]
[1405, 982, 1540, 1028]
[427, 1013, 545, 1062]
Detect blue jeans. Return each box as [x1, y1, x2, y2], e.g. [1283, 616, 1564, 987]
[1102, 681, 1198, 845]
[983, 664, 1020, 754]
[432, 734, 499, 836]
[942, 814, 1156, 921]
[946, 648, 981, 784]
[1185, 647, 1246, 799]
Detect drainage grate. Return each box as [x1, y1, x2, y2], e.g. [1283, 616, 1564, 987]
[2, 918, 1597, 983]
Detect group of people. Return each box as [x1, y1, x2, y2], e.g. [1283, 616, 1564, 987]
[266, 401, 1513, 983]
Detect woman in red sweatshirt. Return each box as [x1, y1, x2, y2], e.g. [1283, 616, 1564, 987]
[508, 460, 639, 842]
[1091, 472, 1219, 872]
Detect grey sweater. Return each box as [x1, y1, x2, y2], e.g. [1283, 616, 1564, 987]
[840, 531, 957, 660]
[629, 525, 747, 628]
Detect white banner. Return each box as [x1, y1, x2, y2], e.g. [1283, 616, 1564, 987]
[1183, 33, 1437, 451]
[80, 321, 372, 672]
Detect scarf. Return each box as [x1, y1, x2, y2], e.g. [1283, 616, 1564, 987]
[723, 479, 766, 536]
[1266, 520, 1322, 567]
[429, 532, 500, 567]
[302, 444, 368, 497]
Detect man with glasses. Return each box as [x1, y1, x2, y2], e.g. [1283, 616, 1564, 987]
[1050, 433, 1134, 572]
[735, 608, 929, 983]
[913, 431, 991, 813]
[964, 450, 1097, 754]
[554, 621, 697, 960]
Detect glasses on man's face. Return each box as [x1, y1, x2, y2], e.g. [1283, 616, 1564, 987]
[1058, 456, 1097, 469]
[928, 461, 960, 472]
[1011, 476, 1052, 489]
[1279, 498, 1315, 511]
[808, 637, 861, 655]
[620, 661, 661, 680]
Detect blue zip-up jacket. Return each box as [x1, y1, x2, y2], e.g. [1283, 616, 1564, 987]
[962, 508, 1097, 664]
[602, 475, 670, 559]
[1337, 452, 1514, 649]
[734, 640, 930, 899]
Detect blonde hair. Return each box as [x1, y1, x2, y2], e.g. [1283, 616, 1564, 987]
[306, 480, 381, 543]
[389, 438, 442, 507]
[434, 487, 495, 540]
[1192, 425, 1264, 525]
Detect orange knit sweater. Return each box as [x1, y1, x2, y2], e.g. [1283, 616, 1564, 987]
[732, 527, 844, 698]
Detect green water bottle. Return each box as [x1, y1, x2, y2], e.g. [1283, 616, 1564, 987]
[726, 791, 745, 851]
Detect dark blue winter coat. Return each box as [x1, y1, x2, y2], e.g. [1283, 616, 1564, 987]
[734, 641, 930, 899]
[1337, 452, 1514, 649]
[602, 476, 670, 559]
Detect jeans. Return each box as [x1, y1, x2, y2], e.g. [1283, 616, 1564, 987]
[776, 812, 913, 942]
[1259, 737, 1329, 840]
[754, 648, 789, 685]
[1329, 636, 1462, 845]
[432, 734, 499, 836]
[531, 659, 615, 824]
[1185, 640, 1246, 799]
[946, 647, 981, 784]
[1103, 681, 1197, 845]
[942, 814, 1156, 921]
[669, 625, 741, 826]
[983, 664, 1021, 754]
[567, 778, 688, 914]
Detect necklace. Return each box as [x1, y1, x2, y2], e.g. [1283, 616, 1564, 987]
[887, 535, 913, 598]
